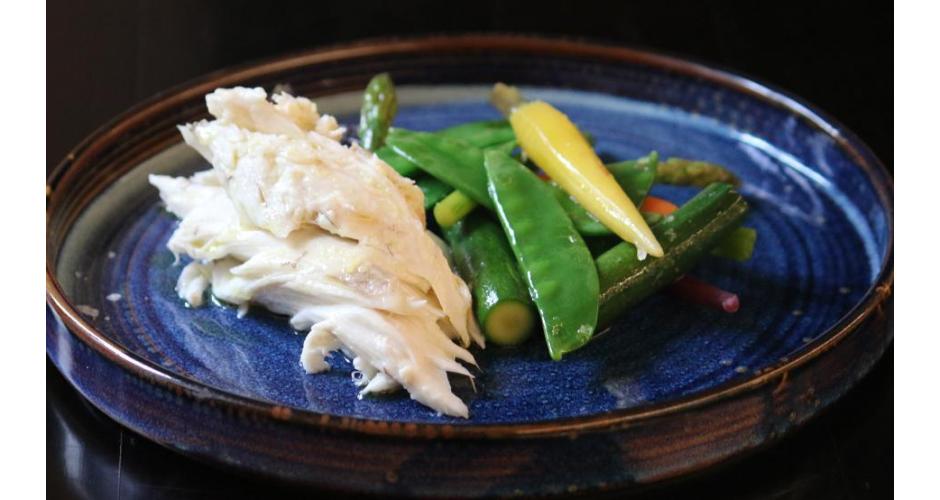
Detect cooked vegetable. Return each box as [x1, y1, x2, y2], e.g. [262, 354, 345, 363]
[434, 190, 478, 229]
[376, 120, 515, 179]
[359, 73, 397, 151]
[637, 192, 756, 262]
[440, 141, 617, 233]
[439, 120, 515, 148]
[553, 152, 659, 237]
[596, 183, 748, 327]
[447, 213, 536, 345]
[508, 100, 664, 257]
[376, 146, 420, 177]
[710, 226, 758, 262]
[416, 176, 453, 210]
[657, 157, 740, 187]
[485, 150, 599, 360]
[485, 140, 518, 156]
[386, 129, 494, 210]
[643, 212, 664, 225]
[605, 152, 658, 205]
[640, 195, 680, 216]
[550, 181, 610, 236]
[490, 82, 524, 115]
[427, 122, 518, 226]
[668, 275, 740, 313]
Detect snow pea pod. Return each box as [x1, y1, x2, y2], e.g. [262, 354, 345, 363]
[439, 120, 515, 148]
[486, 140, 518, 156]
[375, 145, 420, 177]
[376, 121, 515, 179]
[358, 73, 397, 151]
[386, 128, 494, 210]
[431, 141, 518, 227]
[484, 150, 599, 360]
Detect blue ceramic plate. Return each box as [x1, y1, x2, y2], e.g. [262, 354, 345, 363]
[47, 36, 893, 497]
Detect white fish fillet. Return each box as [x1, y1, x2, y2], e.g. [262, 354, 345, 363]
[150, 87, 483, 417]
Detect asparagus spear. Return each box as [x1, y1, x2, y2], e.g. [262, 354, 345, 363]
[359, 73, 397, 151]
[656, 157, 741, 187]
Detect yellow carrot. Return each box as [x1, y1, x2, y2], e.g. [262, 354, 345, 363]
[509, 101, 664, 257]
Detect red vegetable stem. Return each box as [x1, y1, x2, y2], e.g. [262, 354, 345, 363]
[668, 275, 740, 313]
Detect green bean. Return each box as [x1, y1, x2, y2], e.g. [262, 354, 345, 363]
[485, 150, 599, 360]
[385, 129, 493, 210]
[447, 213, 536, 346]
[596, 183, 748, 327]
[656, 157, 741, 187]
[358, 73, 397, 151]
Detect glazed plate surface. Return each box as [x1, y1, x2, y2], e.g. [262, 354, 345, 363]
[46, 36, 892, 496]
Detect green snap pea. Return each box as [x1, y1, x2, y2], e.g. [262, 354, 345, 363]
[484, 149, 599, 360]
[596, 183, 748, 327]
[358, 73, 397, 152]
[484, 140, 517, 156]
[386, 129, 494, 210]
[376, 146, 420, 177]
[430, 141, 519, 228]
[439, 120, 515, 148]
[376, 121, 516, 179]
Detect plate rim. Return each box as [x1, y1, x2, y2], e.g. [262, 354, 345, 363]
[46, 33, 894, 439]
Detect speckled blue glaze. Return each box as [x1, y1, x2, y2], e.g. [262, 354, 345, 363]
[55, 86, 885, 425]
